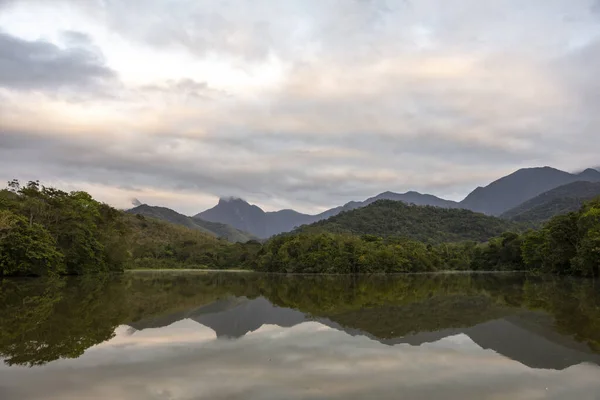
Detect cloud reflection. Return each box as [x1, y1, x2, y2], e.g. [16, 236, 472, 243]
[1, 321, 599, 400]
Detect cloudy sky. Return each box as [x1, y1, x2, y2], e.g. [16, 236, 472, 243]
[1, 0, 600, 214]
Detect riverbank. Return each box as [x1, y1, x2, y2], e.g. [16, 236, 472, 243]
[125, 269, 526, 275]
[126, 268, 254, 273]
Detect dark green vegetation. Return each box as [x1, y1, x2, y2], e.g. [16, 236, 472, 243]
[294, 200, 518, 242]
[127, 204, 257, 243]
[124, 213, 261, 271]
[254, 198, 600, 276]
[1, 273, 600, 366]
[0, 181, 260, 276]
[501, 181, 600, 225]
[0, 180, 129, 276]
[2, 180, 600, 277]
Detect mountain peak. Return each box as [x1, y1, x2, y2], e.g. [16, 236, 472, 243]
[218, 196, 247, 204]
[199, 197, 269, 237]
[577, 168, 600, 180]
[460, 166, 596, 215]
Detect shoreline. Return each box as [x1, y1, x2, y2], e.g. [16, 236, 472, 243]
[125, 269, 525, 275]
[126, 268, 254, 273]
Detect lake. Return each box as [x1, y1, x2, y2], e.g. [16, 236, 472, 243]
[1, 272, 600, 399]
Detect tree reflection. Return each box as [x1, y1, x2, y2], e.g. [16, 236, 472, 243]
[1, 272, 600, 367]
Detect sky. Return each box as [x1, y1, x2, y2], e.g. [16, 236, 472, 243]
[1, 0, 600, 215]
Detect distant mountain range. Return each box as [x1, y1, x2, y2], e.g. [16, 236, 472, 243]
[459, 167, 600, 215]
[500, 181, 600, 224]
[127, 204, 258, 243]
[196, 191, 462, 238]
[196, 166, 600, 238]
[128, 166, 600, 239]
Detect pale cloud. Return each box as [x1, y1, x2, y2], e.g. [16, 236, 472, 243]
[0, 0, 599, 213]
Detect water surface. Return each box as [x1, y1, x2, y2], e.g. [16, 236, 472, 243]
[1, 272, 600, 399]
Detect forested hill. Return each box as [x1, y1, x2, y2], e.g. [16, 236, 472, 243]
[294, 200, 519, 243]
[500, 181, 600, 225]
[127, 204, 257, 243]
[0, 180, 261, 277]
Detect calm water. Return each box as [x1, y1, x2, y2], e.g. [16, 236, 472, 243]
[1, 272, 600, 399]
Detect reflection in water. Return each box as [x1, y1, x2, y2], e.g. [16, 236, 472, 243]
[1, 272, 600, 399]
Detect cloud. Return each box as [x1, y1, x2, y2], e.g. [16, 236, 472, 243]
[0, 0, 599, 213]
[0, 29, 116, 93]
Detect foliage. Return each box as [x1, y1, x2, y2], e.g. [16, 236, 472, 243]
[3, 179, 600, 277]
[0, 180, 267, 276]
[294, 200, 520, 243]
[123, 213, 261, 270]
[251, 197, 600, 276]
[0, 210, 64, 276]
[0, 181, 128, 276]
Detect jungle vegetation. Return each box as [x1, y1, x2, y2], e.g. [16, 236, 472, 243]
[1, 180, 599, 277]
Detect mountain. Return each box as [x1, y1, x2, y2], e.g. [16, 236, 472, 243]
[460, 167, 600, 216]
[577, 168, 600, 181]
[196, 166, 600, 237]
[316, 191, 461, 219]
[294, 199, 520, 243]
[364, 191, 460, 208]
[500, 181, 600, 224]
[196, 197, 315, 238]
[197, 192, 461, 238]
[127, 204, 257, 243]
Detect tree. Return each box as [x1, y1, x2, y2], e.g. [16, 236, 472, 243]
[0, 210, 64, 276]
[572, 205, 600, 277]
[542, 213, 579, 274]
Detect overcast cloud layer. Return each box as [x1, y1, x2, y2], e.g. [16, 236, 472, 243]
[1, 0, 599, 214]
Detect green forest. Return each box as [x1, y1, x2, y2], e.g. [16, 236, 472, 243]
[0, 180, 259, 276]
[1, 180, 599, 277]
[254, 197, 600, 276]
[294, 199, 519, 242]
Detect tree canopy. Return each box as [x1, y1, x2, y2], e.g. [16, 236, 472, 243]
[294, 199, 520, 243]
[0, 180, 259, 276]
[2, 180, 599, 277]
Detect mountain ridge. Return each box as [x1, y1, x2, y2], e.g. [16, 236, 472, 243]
[182, 166, 600, 239]
[500, 181, 600, 224]
[293, 199, 520, 243]
[459, 167, 600, 215]
[127, 204, 258, 243]
[196, 191, 462, 238]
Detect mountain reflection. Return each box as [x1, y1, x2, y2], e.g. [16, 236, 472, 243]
[2, 272, 600, 371]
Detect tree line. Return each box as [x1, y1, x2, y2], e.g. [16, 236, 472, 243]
[0, 180, 259, 276]
[1, 180, 599, 277]
[250, 198, 600, 276]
